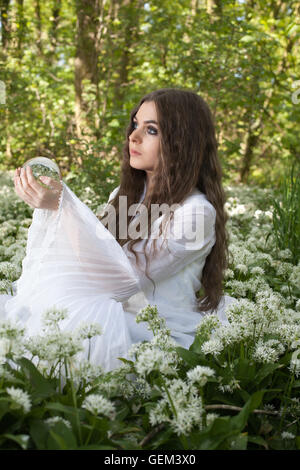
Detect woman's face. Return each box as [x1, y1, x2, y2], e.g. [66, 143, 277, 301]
[128, 101, 160, 183]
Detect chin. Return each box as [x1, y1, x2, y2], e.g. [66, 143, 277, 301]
[129, 159, 145, 170]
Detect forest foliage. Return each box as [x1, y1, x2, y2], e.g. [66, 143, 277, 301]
[0, 0, 299, 195]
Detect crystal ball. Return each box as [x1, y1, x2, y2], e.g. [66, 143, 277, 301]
[22, 157, 62, 187]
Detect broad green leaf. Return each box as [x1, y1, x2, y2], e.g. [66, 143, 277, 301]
[16, 357, 56, 402]
[230, 390, 265, 431]
[1, 433, 30, 450]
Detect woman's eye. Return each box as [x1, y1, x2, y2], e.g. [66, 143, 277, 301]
[132, 122, 158, 136]
[147, 126, 158, 135]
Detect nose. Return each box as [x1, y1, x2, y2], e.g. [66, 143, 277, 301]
[129, 127, 142, 143]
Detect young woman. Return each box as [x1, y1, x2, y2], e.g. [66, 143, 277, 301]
[1, 88, 236, 372]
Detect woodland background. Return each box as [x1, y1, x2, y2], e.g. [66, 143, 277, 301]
[0, 0, 300, 198]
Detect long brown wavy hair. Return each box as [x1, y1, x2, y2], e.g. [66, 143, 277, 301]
[98, 88, 229, 313]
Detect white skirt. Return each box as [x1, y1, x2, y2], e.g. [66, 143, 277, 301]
[0, 182, 236, 372]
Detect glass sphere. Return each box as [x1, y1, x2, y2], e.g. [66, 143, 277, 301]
[22, 157, 62, 186]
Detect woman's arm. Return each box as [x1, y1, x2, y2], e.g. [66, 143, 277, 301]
[122, 199, 216, 292]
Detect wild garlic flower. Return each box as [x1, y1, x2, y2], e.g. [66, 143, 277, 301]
[45, 416, 72, 429]
[149, 378, 204, 436]
[281, 431, 295, 440]
[250, 266, 265, 276]
[0, 338, 10, 362]
[134, 346, 179, 377]
[186, 365, 215, 387]
[235, 264, 248, 275]
[201, 337, 224, 356]
[75, 323, 103, 340]
[41, 306, 68, 328]
[82, 393, 116, 419]
[251, 339, 285, 364]
[6, 386, 31, 413]
[69, 359, 104, 383]
[136, 305, 171, 336]
[25, 331, 83, 362]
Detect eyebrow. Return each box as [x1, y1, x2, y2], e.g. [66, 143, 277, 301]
[133, 116, 158, 125]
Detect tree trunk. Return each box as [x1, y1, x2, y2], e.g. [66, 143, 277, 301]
[16, 0, 25, 57]
[74, 0, 101, 148]
[49, 0, 62, 56]
[34, 0, 43, 55]
[114, 0, 142, 105]
[0, 0, 11, 50]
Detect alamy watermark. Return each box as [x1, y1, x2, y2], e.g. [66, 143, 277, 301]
[0, 81, 6, 104]
[95, 198, 207, 250]
[292, 80, 300, 104]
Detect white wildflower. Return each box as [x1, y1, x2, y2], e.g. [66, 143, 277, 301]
[151, 378, 204, 436]
[225, 280, 248, 297]
[290, 349, 300, 377]
[250, 266, 265, 276]
[6, 386, 31, 413]
[201, 337, 224, 356]
[26, 331, 83, 362]
[218, 378, 241, 394]
[224, 268, 234, 279]
[235, 264, 248, 275]
[196, 313, 220, 337]
[41, 306, 68, 327]
[135, 347, 178, 377]
[186, 365, 215, 387]
[280, 285, 290, 294]
[277, 249, 293, 260]
[281, 431, 295, 440]
[75, 323, 102, 340]
[45, 416, 72, 429]
[82, 394, 116, 419]
[149, 399, 170, 427]
[70, 360, 104, 383]
[251, 339, 285, 364]
[289, 264, 300, 289]
[0, 337, 10, 361]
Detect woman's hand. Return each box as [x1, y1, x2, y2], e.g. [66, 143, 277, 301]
[14, 166, 63, 210]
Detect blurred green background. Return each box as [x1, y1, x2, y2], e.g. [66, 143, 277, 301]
[0, 0, 299, 200]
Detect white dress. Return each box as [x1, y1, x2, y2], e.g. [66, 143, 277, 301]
[0, 180, 236, 372]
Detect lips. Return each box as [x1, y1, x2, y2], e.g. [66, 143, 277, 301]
[130, 149, 142, 156]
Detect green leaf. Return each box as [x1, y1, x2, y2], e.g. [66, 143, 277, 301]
[110, 438, 140, 450]
[175, 346, 203, 367]
[1, 433, 30, 450]
[234, 358, 256, 386]
[230, 390, 265, 431]
[254, 363, 282, 387]
[47, 423, 77, 450]
[77, 444, 118, 450]
[29, 419, 49, 450]
[16, 357, 56, 402]
[45, 402, 85, 419]
[248, 435, 269, 449]
[191, 416, 238, 450]
[228, 433, 248, 450]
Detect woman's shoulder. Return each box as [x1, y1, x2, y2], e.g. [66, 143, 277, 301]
[181, 187, 216, 218]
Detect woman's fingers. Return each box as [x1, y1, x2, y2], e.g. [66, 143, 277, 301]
[14, 171, 35, 208]
[22, 166, 42, 196]
[39, 175, 62, 192]
[14, 166, 62, 210]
